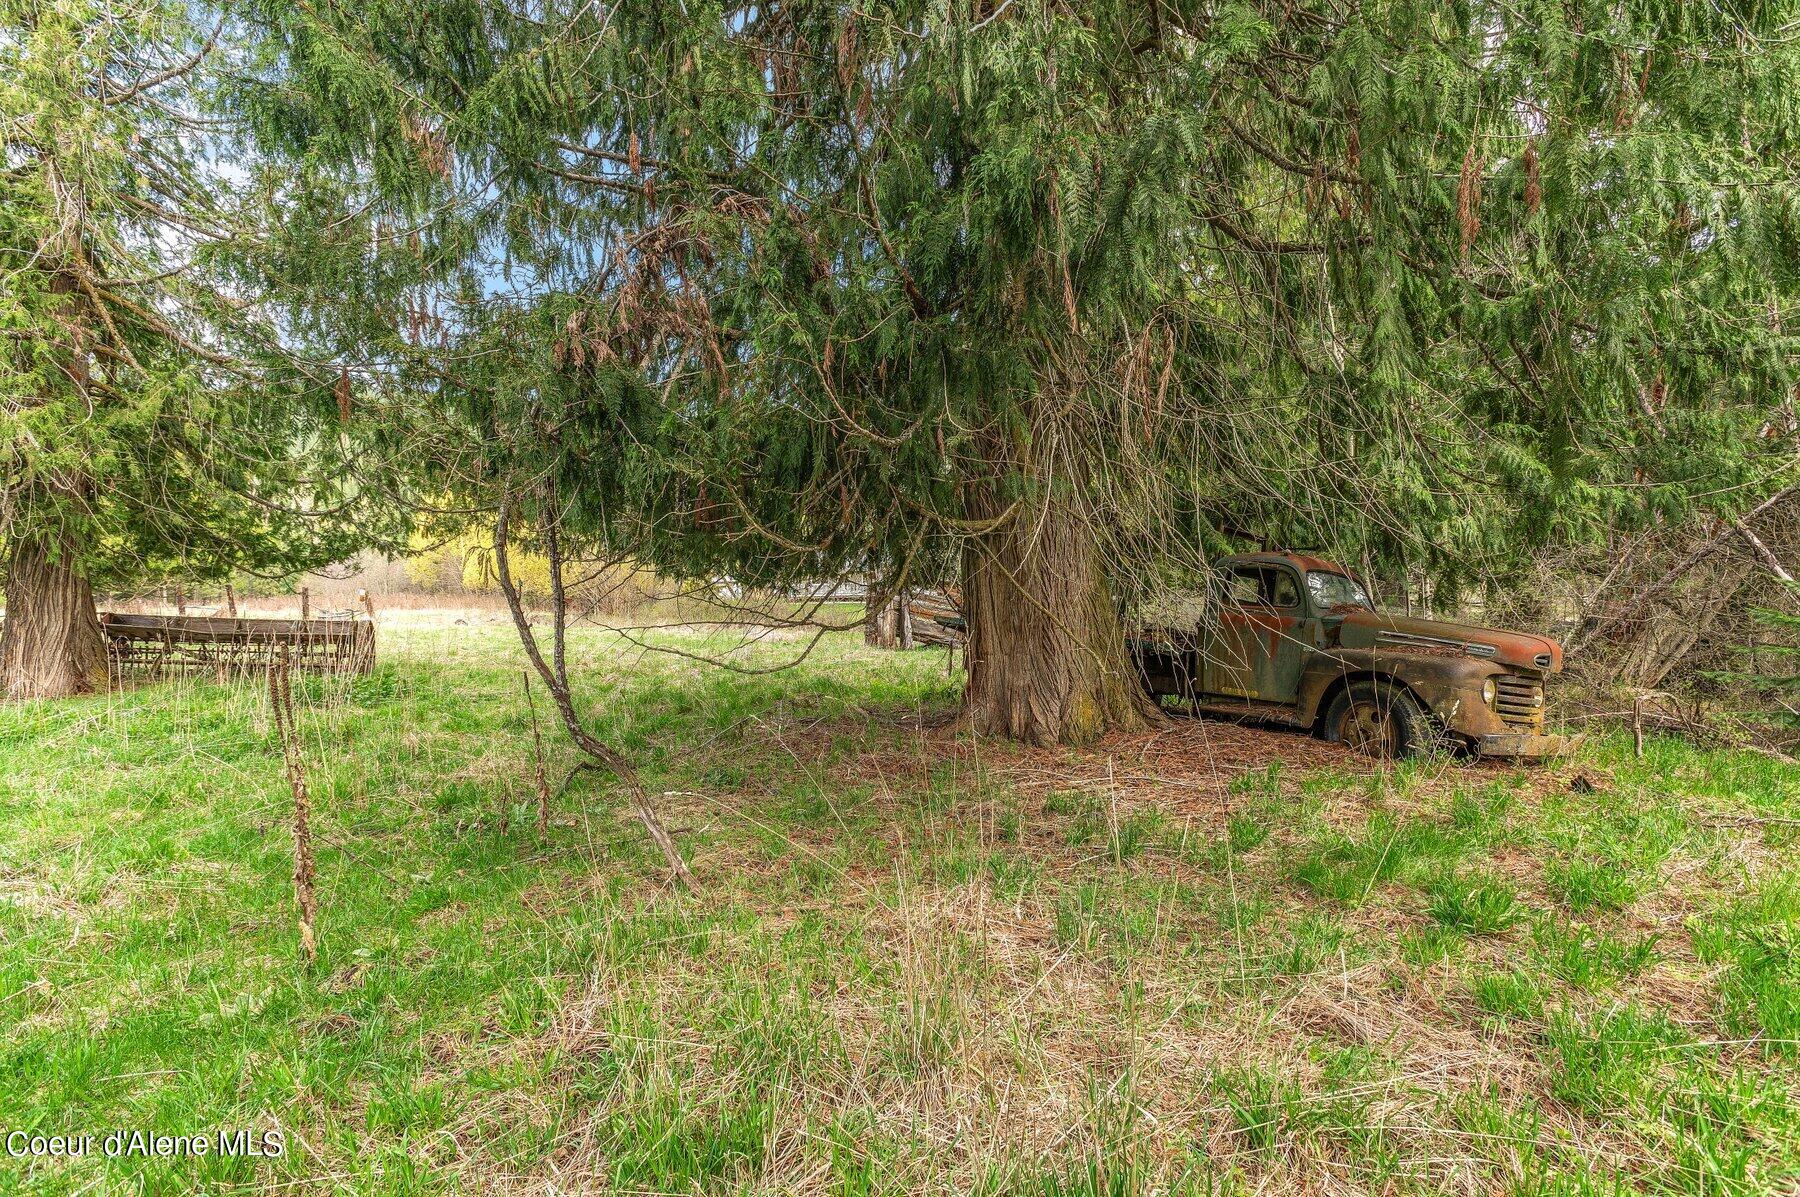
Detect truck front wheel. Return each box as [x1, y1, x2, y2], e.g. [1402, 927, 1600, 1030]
[1323, 681, 1431, 759]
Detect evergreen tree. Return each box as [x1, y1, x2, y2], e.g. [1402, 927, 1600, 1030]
[246, 1, 1800, 743]
[0, 0, 392, 699]
[1747, 601, 1800, 726]
[1708, 585, 1800, 730]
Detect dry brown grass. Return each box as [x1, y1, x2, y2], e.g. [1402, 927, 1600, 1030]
[10, 627, 1795, 1196]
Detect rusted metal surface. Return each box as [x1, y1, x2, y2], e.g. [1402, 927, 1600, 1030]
[1132, 553, 1570, 759]
[101, 613, 375, 681]
[1477, 731, 1585, 758]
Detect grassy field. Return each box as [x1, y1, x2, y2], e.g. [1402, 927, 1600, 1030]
[2, 625, 1799, 1195]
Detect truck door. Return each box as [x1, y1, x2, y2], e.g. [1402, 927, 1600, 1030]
[1203, 565, 1306, 704]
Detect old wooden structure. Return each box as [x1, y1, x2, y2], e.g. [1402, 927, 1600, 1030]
[100, 613, 376, 681]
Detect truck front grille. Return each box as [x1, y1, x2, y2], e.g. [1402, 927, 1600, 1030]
[1495, 675, 1544, 729]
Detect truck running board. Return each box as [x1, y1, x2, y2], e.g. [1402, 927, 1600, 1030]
[1190, 698, 1312, 728]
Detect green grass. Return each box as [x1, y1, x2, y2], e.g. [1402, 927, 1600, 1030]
[1427, 872, 1524, 934]
[2, 625, 1799, 1194]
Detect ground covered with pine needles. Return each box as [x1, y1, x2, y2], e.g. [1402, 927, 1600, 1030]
[3, 626, 1798, 1195]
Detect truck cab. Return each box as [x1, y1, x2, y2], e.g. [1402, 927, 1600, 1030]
[1131, 553, 1574, 759]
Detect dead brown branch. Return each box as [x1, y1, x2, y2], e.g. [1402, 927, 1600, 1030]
[268, 648, 319, 965]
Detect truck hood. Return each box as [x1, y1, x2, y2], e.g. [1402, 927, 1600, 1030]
[1336, 611, 1563, 673]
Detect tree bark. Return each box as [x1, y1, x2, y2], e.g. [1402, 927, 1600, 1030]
[1, 533, 110, 701]
[960, 495, 1154, 745]
[896, 587, 913, 649]
[863, 587, 898, 647]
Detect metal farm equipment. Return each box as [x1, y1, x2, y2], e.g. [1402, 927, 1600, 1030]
[101, 613, 376, 682]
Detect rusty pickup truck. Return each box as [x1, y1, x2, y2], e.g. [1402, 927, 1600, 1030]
[1130, 552, 1575, 759]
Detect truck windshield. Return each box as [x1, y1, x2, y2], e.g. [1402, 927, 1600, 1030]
[1307, 571, 1374, 612]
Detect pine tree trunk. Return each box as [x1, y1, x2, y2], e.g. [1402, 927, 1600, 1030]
[960, 495, 1154, 745]
[864, 589, 898, 647]
[1, 534, 110, 701]
[896, 589, 913, 650]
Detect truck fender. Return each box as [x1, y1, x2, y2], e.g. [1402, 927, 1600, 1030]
[1298, 659, 1429, 734]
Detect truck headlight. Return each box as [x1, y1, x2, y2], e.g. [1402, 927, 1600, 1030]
[1481, 678, 1497, 707]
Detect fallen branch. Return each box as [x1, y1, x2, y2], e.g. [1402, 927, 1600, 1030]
[1702, 812, 1800, 829]
[1730, 743, 1800, 767]
[1730, 515, 1794, 582]
[1567, 483, 1799, 658]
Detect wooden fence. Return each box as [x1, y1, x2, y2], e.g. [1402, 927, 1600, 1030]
[101, 613, 375, 681]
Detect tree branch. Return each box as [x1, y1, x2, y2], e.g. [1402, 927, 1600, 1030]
[101, 23, 222, 107]
[494, 498, 695, 890]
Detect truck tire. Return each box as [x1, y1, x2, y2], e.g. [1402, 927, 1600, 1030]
[1323, 681, 1433, 759]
